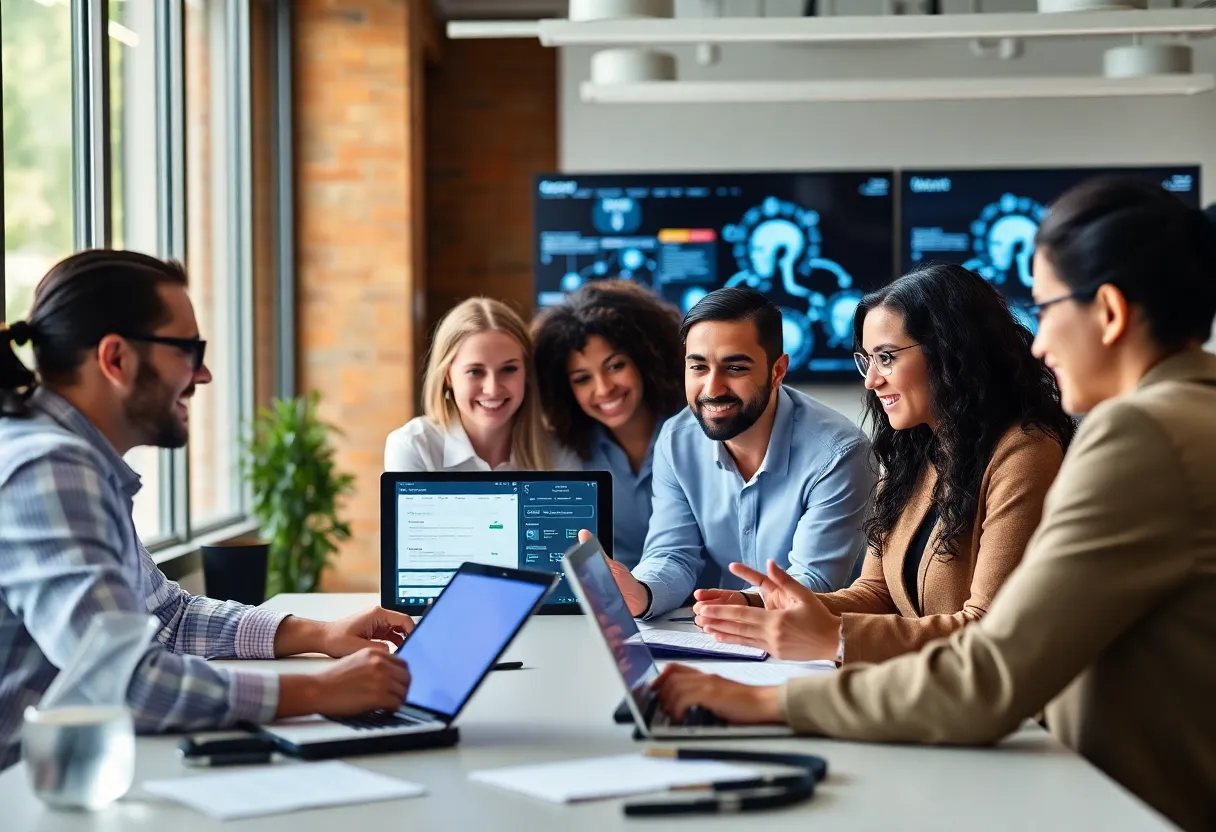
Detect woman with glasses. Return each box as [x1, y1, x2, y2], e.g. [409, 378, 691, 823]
[690, 262, 1074, 664]
[654, 177, 1216, 832]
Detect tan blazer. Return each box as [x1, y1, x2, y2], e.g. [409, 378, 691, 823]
[817, 425, 1064, 664]
[779, 349, 1216, 832]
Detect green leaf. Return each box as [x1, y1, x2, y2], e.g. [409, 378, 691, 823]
[239, 391, 355, 595]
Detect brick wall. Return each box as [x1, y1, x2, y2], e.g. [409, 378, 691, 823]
[424, 39, 558, 331]
[294, 6, 556, 590]
[294, 0, 430, 590]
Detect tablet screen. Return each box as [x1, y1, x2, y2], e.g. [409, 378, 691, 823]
[397, 570, 547, 719]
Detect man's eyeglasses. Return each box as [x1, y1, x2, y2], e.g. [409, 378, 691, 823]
[123, 334, 208, 372]
[853, 344, 921, 378]
[1026, 284, 1102, 323]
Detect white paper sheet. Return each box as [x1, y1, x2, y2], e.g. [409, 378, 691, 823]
[469, 753, 759, 803]
[663, 659, 837, 686]
[142, 760, 426, 820]
[634, 629, 767, 659]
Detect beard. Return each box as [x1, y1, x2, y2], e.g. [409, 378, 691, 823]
[125, 361, 190, 449]
[693, 381, 773, 442]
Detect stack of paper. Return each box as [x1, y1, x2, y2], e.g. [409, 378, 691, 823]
[142, 761, 426, 820]
[470, 753, 760, 803]
[633, 629, 767, 660]
[673, 659, 836, 686]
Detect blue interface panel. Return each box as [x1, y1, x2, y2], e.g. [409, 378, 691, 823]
[533, 170, 895, 381]
[393, 479, 600, 607]
[901, 165, 1201, 333]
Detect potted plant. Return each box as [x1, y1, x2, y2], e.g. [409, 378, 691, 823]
[238, 391, 355, 598]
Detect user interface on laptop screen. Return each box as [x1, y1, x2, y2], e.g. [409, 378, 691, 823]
[393, 479, 600, 607]
[398, 570, 548, 718]
[567, 543, 659, 709]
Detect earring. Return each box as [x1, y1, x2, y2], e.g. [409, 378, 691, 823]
[444, 387, 452, 401]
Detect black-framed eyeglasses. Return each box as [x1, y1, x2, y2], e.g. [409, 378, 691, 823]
[122, 334, 208, 372]
[853, 344, 921, 378]
[1026, 284, 1102, 323]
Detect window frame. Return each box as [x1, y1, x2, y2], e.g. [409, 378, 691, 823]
[2, 0, 296, 558]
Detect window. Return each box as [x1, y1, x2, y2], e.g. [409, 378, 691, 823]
[185, 0, 239, 527]
[2, 0, 291, 557]
[110, 0, 164, 540]
[1, 0, 73, 325]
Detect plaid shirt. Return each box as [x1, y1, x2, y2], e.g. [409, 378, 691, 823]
[0, 388, 287, 770]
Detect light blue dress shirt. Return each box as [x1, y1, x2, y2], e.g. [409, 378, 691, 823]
[584, 421, 665, 569]
[632, 386, 874, 618]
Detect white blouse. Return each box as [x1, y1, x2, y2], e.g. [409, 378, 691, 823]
[384, 416, 582, 473]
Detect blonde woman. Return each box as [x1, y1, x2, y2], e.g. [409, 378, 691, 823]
[385, 298, 580, 472]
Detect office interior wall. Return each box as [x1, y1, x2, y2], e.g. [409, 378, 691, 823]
[425, 38, 559, 333]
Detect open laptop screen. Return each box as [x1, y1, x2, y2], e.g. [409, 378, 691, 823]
[387, 475, 608, 613]
[564, 540, 659, 712]
[398, 569, 549, 720]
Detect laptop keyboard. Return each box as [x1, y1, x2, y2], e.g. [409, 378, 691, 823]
[638, 688, 727, 728]
[333, 709, 425, 730]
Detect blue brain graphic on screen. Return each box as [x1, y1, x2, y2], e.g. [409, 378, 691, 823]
[722, 197, 855, 371]
[963, 193, 1048, 289]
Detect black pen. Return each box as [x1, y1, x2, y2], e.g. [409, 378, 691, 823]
[492, 661, 524, 671]
[183, 751, 273, 768]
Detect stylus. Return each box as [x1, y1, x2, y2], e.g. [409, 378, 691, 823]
[492, 661, 524, 671]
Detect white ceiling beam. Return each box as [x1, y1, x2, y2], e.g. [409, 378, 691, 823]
[579, 73, 1216, 102]
[538, 10, 1216, 45]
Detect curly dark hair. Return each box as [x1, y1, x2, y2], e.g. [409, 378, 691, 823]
[532, 281, 686, 459]
[855, 263, 1076, 560]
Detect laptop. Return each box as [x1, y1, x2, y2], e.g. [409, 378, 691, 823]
[380, 471, 613, 615]
[259, 562, 558, 759]
[564, 536, 794, 740]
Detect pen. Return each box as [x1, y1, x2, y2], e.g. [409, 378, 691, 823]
[183, 751, 273, 768]
[492, 661, 524, 671]
[666, 617, 696, 623]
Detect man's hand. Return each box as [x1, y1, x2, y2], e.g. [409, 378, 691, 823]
[692, 588, 754, 608]
[275, 607, 415, 659]
[692, 560, 840, 661]
[278, 648, 411, 718]
[653, 664, 784, 725]
[319, 607, 415, 658]
[578, 529, 649, 616]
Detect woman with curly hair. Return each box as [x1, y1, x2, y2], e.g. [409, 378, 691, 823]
[532, 281, 685, 568]
[691, 263, 1075, 664]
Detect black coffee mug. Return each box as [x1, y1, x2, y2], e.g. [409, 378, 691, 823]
[201, 541, 269, 606]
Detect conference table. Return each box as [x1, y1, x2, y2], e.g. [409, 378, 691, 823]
[0, 592, 1173, 831]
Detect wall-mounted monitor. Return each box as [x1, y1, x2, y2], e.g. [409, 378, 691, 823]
[533, 170, 896, 381]
[901, 165, 1202, 331]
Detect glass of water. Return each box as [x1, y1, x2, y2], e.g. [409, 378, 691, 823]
[23, 705, 135, 810]
[21, 611, 156, 811]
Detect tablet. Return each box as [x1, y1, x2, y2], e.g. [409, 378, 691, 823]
[380, 471, 613, 615]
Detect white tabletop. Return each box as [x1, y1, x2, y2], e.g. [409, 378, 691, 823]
[0, 592, 1171, 831]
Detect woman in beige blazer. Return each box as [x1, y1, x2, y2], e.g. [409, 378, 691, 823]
[655, 177, 1216, 832]
[692, 263, 1073, 664]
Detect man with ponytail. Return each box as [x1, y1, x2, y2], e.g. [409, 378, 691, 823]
[0, 250, 414, 770]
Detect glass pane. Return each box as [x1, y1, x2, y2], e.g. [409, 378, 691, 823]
[2, 0, 73, 324]
[111, 0, 164, 540]
[185, 0, 237, 524]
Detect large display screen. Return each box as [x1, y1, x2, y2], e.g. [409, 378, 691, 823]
[533, 171, 896, 380]
[901, 166, 1202, 331]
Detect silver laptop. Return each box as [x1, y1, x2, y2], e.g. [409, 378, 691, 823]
[564, 536, 793, 739]
[260, 562, 557, 759]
